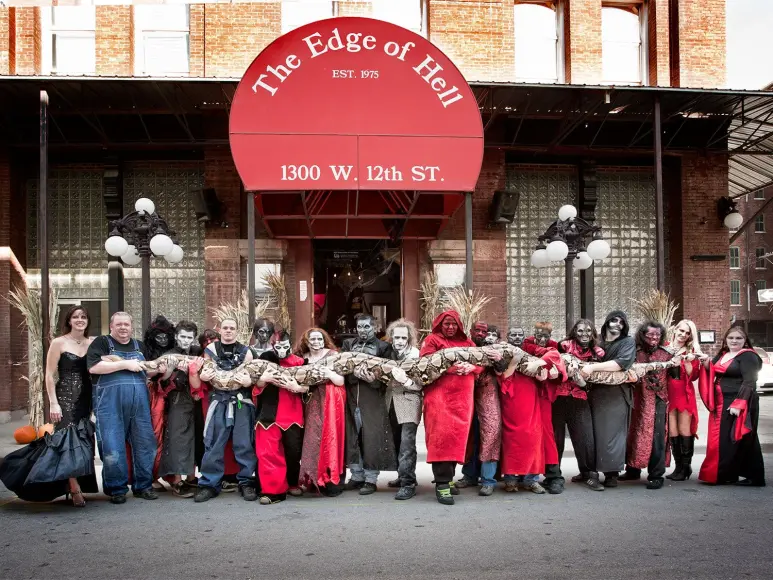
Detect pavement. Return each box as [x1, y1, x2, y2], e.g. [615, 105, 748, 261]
[1, 400, 773, 580]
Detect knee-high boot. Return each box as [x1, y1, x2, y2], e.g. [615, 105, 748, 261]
[666, 437, 683, 480]
[672, 436, 694, 481]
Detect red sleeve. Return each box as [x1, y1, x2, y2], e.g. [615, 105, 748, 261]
[698, 363, 715, 411]
[419, 334, 441, 357]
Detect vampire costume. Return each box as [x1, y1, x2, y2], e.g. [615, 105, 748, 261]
[254, 334, 306, 504]
[621, 322, 672, 489]
[586, 310, 636, 487]
[343, 313, 396, 494]
[699, 329, 765, 486]
[420, 310, 481, 505]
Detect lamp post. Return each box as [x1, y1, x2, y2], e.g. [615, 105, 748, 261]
[103, 197, 184, 330]
[530, 205, 611, 334]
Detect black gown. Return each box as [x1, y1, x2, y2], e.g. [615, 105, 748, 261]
[0, 352, 98, 501]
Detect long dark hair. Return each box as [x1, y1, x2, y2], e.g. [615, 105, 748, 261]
[562, 318, 598, 347]
[198, 329, 220, 351]
[717, 325, 754, 355]
[635, 320, 667, 349]
[61, 305, 90, 338]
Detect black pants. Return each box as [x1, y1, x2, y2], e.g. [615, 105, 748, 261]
[552, 395, 596, 477]
[432, 461, 456, 485]
[626, 397, 667, 481]
[389, 405, 418, 486]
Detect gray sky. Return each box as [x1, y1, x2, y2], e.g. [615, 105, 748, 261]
[727, 0, 773, 89]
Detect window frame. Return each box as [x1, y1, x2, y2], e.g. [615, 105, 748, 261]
[756, 248, 767, 270]
[371, 0, 427, 37]
[729, 246, 740, 269]
[133, 4, 191, 77]
[730, 279, 741, 306]
[755, 214, 765, 233]
[41, 6, 97, 75]
[513, 0, 565, 84]
[601, 1, 649, 86]
[754, 189, 765, 200]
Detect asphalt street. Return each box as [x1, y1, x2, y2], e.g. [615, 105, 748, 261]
[1, 399, 773, 580]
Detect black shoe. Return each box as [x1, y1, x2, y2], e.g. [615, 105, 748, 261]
[448, 481, 460, 495]
[109, 494, 127, 505]
[545, 479, 564, 495]
[734, 478, 766, 487]
[570, 473, 587, 483]
[359, 482, 377, 495]
[240, 485, 258, 501]
[672, 435, 694, 481]
[585, 477, 605, 491]
[344, 479, 365, 491]
[194, 486, 218, 503]
[666, 436, 683, 480]
[454, 476, 477, 489]
[619, 469, 641, 481]
[395, 485, 416, 500]
[646, 478, 664, 490]
[322, 482, 343, 497]
[435, 484, 455, 505]
[604, 475, 619, 488]
[173, 482, 195, 498]
[133, 489, 159, 500]
[387, 478, 400, 488]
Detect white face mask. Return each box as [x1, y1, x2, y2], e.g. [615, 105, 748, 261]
[391, 328, 410, 353]
[176, 330, 195, 352]
[308, 332, 324, 352]
[274, 340, 292, 359]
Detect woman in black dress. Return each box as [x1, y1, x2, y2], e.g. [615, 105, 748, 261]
[698, 326, 765, 486]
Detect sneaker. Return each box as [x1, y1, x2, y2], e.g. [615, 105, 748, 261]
[521, 482, 546, 494]
[109, 494, 127, 505]
[395, 485, 416, 500]
[448, 481, 460, 496]
[454, 476, 477, 489]
[359, 482, 378, 495]
[133, 489, 159, 500]
[173, 482, 195, 498]
[545, 479, 564, 495]
[504, 481, 518, 493]
[240, 486, 258, 502]
[604, 475, 619, 488]
[287, 487, 304, 497]
[387, 478, 401, 488]
[194, 486, 218, 503]
[259, 494, 285, 505]
[585, 477, 605, 492]
[435, 484, 455, 505]
[479, 484, 495, 497]
[344, 479, 365, 491]
[221, 480, 239, 493]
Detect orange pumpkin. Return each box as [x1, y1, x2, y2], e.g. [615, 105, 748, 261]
[13, 425, 37, 444]
[38, 423, 54, 438]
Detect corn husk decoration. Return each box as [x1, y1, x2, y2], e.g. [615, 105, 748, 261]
[5, 285, 58, 430]
[210, 290, 270, 345]
[632, 289, 679, 330]
[262, 271, 291, 335]
[443, 285, 493, 335]
[419, 270, 443, 339]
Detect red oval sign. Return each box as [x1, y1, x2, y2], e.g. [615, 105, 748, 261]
[229, 17, 484, 192]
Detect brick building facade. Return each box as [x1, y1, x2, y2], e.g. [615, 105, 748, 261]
[0, 0, 761, 419]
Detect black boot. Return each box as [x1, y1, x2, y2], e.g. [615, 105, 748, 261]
[666, 436, 684, 480]
[672, 436, 694, 481]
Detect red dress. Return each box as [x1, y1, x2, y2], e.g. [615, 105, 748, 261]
[500, 372, 544, 475]
[419, 310, 481, 464]
[667, 359, 700, 437]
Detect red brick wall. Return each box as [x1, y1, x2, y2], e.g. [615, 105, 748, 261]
[189, 4, 205, 77]
[0, 9, 9, 75]
[96, 5, 133, 77]
[338, 2, 372, 17]
[565, 0, 602, 84]
[678, 0, 726, 88]
[430, 0, 514, 82]
[11, 6, 40, 75]
[648, 0, 670, 86]
[680, 154, 730, 352]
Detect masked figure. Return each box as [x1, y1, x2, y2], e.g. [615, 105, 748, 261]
[143, 315, 175, 362]
[555, 319, 605, 491]
[484, 326, 501, 345]
[250, 318, 276, 358]
[383, 319, 422, 500]
[580, 310, 637, 488]
[342, 313, 396, 494]
[194, 318, 258, 503]
[507, 326, 525, 347]
[620, 321, 672, 489]
[297, 328, 347, 496]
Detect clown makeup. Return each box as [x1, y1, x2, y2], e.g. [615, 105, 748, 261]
[471, 322, 488, 346]
[441, 316, 458, 339]
[308, 331, 324, 352]
[391, 326, 410, 354]
[507, 327, 525, 347]
[576, 323, 593, 347]
[154, 333, 169, 348]
[484, 331, 499, 345]
[356, 317, 375, 342]
[643, 326, 662, 349]
[273, 339, 292, 359]
[175, 329, 196, 353]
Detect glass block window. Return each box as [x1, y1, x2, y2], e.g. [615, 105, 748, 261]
[281, 1, 334, 34]
[594, 169, 657, 330]
[134, 5, 190, 76]
[755, 214, 765, 232]
[372, 0, 424, 36]
[514, 2, 560, 83]
[42, 6, 97, 75]
[729, 246, 740, 269]
[756, 247, 767, 269]
[602, 5, 644, 85]
[122, 166, 205, 333]
[730, 280, 741, 305]
[505, 166, 578, 333]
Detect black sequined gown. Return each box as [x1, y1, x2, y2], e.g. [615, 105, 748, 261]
[55, 352, 92, 429]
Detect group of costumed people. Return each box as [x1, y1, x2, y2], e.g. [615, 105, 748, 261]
[0, 305, 766, 509]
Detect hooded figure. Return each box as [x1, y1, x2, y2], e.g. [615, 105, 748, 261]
[583, 310, 637, 488]
[419, 310, 482, 505]
[143, 315, 176, 362]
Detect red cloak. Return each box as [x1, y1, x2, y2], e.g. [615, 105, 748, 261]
[500, 371, 544, 475]
[419, 310, 480, 463]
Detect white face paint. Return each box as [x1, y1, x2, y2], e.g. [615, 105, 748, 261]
[391, 327, 410, 354]
[176, 330, 196, 353]
[308, 331, 324, 352]
[274, 340, 292, 359]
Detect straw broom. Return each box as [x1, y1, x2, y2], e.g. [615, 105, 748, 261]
[632, 289, 679, 330]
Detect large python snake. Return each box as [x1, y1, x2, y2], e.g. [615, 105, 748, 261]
[137, 343, 683, 392]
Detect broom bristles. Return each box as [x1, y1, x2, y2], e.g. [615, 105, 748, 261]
[632, 289, 679, 329]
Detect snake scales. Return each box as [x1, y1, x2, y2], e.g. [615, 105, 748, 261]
[137, 343, 683, 392]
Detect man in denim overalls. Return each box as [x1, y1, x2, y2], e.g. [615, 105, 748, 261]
[87, 311, 165, 504]
[194, 318, 259, 502]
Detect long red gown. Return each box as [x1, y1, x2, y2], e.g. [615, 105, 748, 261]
[419, 310, 481, 464]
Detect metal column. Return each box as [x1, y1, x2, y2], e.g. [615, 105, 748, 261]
[565, 258, 574, 336]
[654, 96, 666, 291]
[247, 191, 256, 324]
[141, 254, 151, 331]
[464, 192, 473, 290]
[39, 91, 50, 422]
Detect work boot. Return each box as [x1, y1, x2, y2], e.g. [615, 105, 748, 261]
[344, 479, 365, 491]
[133, 489, 159, 500]
[240, 485, 258, 502]
[109, 494, 127, 505]
[666, 437, 684, 480]
[672, 436, 694, 481]
[387, 478, 401, 488]
[395, 485, 416, 500]
[454, 476, 477, 489]
[359, 482, 378, 495]
[435, 484, 455, 505]
[646, 478, 664, 490]
[545, 478, 564, 495]
[194, 486, 217, 503]
[603, 473, 619, 488]
[478, 484, 495, 497]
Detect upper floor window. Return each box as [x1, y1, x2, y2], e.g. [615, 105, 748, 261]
[602, 3, 646, 85]
[372, 0, 425, 36]
[730, 280, 741, 306]
[756, 247, 767, 269]
[134, 5, 190, 76]
[42, 6, 96, 75]
[514, 2, 562, 83]
[281, 1, 334, 34]
[755, 189, 766, 200]
[729, 246, 740, 269]
[755, 214, 765, 233]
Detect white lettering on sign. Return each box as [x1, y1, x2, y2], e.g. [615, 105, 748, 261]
[281, 165, 321, 181]
[250, 27, 463, 108]
[330, 165, 354, 180]
[277, 164, 443, 183]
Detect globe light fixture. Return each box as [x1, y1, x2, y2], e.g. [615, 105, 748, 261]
[104, 235, 129, 257]
[135, 197, 155, 215]
[587, 238, 612, 260]
[546, 239, 569, 262]
[149, 233, 174, 256]
[165, 244, 185, 264]
[723, 211, 743, 229]
[530, 248, 551, 268]
[558, 204, 578, 221]
[574, 251, 593, 270]
[121, 245, 141, 266]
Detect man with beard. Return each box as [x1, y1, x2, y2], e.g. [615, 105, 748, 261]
[457, 321, 506, 496]
[195, 318, 258, 502]
[254, 333, 308, 504]
[556, 319, 605, 491]
[507, 326, 525, 348]
[580, 311, 637, 488]
[620, 321, 671, 490]
[155, 321, 203, 497]
[343, 313, 396, 495]
[250, 318, 275, 357]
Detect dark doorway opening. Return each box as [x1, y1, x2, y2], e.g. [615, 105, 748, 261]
[312, 240, 402, 346]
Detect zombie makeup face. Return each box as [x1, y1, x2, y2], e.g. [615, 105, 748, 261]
[308, 331, 324, 352]
[643, 326, 662, 350]
[534, 327, 552, 347]
[391, 326, 410, 354]
[256, 324, 272, 345]
[441, 316, 459, 339]
[175, 329, 196, 353]
[273, 339, 292, 359]
[154, 333, 170, 348]
[484, 331, 499, 345]
[606, 317, 624, 339]
[575, 323, 593, 348]
[356, 317, 376, 341]
[507, 327, 525, 347]
[471, 322, 488, 347]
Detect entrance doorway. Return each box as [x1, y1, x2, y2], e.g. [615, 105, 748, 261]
[312, 240, 402, 346]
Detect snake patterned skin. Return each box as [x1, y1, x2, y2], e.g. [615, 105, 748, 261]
[138, 343, 683, 392]
[560, 353, 683, 388]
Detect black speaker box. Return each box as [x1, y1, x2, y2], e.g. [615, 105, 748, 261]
[489, 190, 519, 224]
[190, 188, 222, 223]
